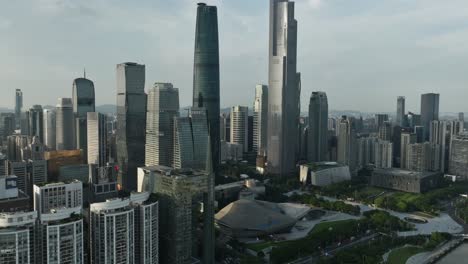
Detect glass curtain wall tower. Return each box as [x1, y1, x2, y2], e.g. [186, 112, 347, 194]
[72, 76, 95, 160]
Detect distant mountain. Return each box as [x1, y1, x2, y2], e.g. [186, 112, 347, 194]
[96, 104, 116, 114]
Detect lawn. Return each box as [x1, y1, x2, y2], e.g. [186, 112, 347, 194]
[387, 246, 425, 264]
[309, 219, 357, 235]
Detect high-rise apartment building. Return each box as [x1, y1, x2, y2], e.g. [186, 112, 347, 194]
[357, 136, 378, 167]
[56, 98, 75, 150]
[430, 121, 449, 172]
[73, 77, 96, 158]
[267, 0, 301, 176]
[396, 96, 406, 127]
[193, 4, 220, 196]
[0, 211, 37, 264]
[89, 192, 159, 264]
[406, 142, 440, 172]
[400, 132, 417, 169]
[337, 116, 357, 174]
[449, 133, 468, 179]
[308, 92, 328, 162]
[253, 84, 268, 155]
[116, 62, 147, 191]
[87, 112, 108, 167]
[220, 113, 229, 142]
[145, 83, 179, 167]
[459, 112, 465, 123]
[378, 121, 392, 141]
[230, 106, 249, 152]
[43, 109, 56, 150]
[173, 108, 209, 170]
[375, 114, 389, 129]
[374, 140, 393, 168]
[15, 89, 23, 129]
[420, 93, 440, 140]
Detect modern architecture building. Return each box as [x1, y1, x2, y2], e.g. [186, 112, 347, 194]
[73, 76, 96, 158]
[0, 175, 30, 212]
[459, 112, 465, 123]
[430, 121, 449, 172]
[220, 113, 229, 142]
[371, 168, 442, 193]
[89, 192, 159, 264]
[400, 132, 417, 169]
[420, 93, 440, 140]
[43, 109, 56, 150]
[374, 140, 393, 168]
[56, 98, 75, 150]
[116, 62, 147, 191]
[230, 106, 249, 152]
[308, 92, 328, 162]
[0, 211, 37, 264]
[193, 4, 220, 195]
[267, 0, 301, 176]
[396, 96, 406, 126]
[145, 83, 179, 167]
[449, 133, 468, 179]
[357, 136, 378, 168]
[173, 108, 209, 170]
[337, 116, 357, 174]
[299, 162, 351, 186]
[253, 84, 268, 155]
[28, 105, 44, 142]
[15, 89, 23, 129]
[406, 142, 440, 172]
[87, 112, 108, 166]
[378, 121, 392, 141]
[44, 149, 83, 182]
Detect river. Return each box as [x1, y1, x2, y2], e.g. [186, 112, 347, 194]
[438, 242, 468, 263]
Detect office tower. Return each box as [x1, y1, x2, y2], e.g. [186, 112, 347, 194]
[420, 93, 440, 140]
[7, 161, 28, 194]
[0, 113, 15, 140]
[0, 211, 37, 264]
[308, 92, 328, 162]
[88, 164, 118, 203]
[298, 118, 308, 161]
[87, 112, 108, 166]
[449, 120, 464, 136]
[406, 142, 440, 172]
[430, 121, 449, 172]
[28, 105, 44, 142]
[6, 134, 28, 161]
[449, 133, 468, 179]
[375, 114, 389, 129]
[193, 2, 220, 187]
[173, 108, 209, 170]
[34, 181, 84, 264]
[253, 84, 268, 155]
[400, 132, 417, 169]
[0, 158, 5, 176]
[459, 112, 465, 123]
[15, 89, 23, 129]
[248, 115, 254, 152]
[374, 140, 393, 168]
[20, 111, 30, 136]
[230, 106, 249, 152]
[337, 116, 357, 174]
[396, 96, 406, 126]
[56, 98, 75, 150]
[138, 166, 208, 264]
[220, 113, 228, 142]
[29, 160, 47, 188]
[378, 121, 392, 141]
[414, 126, 424, 143]
[145, 83, 180, 167]
[116, 62, 147, 191]
[73, 76, 96, 158]
[357, 136, 378, 167]
[90, 192, 159, 264]
[267, 0, 300, 176]
[43, 109, 56, 150]
[44, 150, 83, 182]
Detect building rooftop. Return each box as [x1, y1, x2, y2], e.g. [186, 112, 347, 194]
[302, 162, 344, 171]
[373, 168, 441, 179]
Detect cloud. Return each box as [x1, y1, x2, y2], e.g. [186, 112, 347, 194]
[309, 0, 322, 9]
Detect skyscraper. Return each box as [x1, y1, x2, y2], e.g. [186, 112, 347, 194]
[230, 106, 249, 152]
[337, 116, 357, 174]
[15, 89, 23, 129]
[375, 114, 389, 129]
[0, 211, 37, 264]
[374, 140, 393, 168]
[396, 96, 405, 126]
[267, 0, 300, 176]
[400, 132, 417, 169]
[253, 84, 268, 155]
[28, 105, 43, 142]
[449, 133, 468, 179]
[56, 98, 75, 150]
[43, 109, 56, 150]
[87, 112, 108, 166]
[308, 92, 328, 162]
[145, 83, 179, 167]
[430, 120, 448, 172]
[116, 62, 147, 191]
[193, 3, 220, 183]
[73, 76, 96, 157]
[459, 112, 465, 123]
[420, 93, 440, 140]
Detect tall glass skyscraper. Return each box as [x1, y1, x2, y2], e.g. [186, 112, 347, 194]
[420, 93, 439, 141]
[28, 105, 44, 142]
[253, 84, 268, 155]
[87, 112, 108, 167]
[56, 98, 75, 150]
[396, 96, 405, 127]
[116, 62, 146, 191]
[43, 109, 56, 150]
[193, 2, 220, 175]
[145, 83, 179, 167]
[267, 0, 300, 176]
[15, 89, 23, 129]
[308, 92, 328, 162]
[73, 77, 95, 159]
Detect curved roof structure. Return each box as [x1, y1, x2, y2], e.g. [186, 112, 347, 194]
[215, 199, 297, 238]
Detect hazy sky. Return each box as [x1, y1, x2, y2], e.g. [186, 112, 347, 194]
[1, 0, 468, 113]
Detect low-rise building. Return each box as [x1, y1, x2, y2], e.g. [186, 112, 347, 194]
[371, 168, 442, 193]
[299, 162, 351, 186]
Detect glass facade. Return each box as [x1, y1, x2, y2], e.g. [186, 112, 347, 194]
[308, 92, 328, 162]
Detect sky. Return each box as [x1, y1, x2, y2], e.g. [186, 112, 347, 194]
[1, 0, 468, 113]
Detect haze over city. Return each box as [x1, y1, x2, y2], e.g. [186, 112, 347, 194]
[1, 0, 468, 112]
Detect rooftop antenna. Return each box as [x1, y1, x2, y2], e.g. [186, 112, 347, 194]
[83, 68, 86, 79]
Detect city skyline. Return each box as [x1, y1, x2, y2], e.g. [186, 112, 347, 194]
[2, 0, 468, 112]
